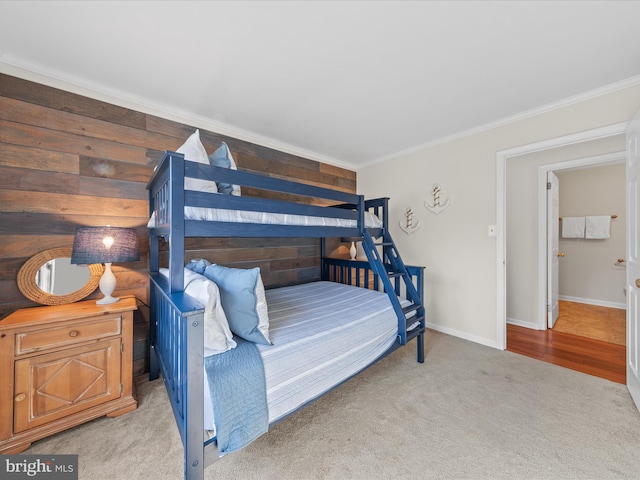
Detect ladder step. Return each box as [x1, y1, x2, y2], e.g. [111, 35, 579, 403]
[406, 322, 425, 342]
[384, 266, 409, 279]
[373, 242, 394, 247]
[403, 304, 421, 315]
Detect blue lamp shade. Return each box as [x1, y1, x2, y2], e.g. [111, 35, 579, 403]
[71, 227, 140, 304]
[71, 227, 140, 265]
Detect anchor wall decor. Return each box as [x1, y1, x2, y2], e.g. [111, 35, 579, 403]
[399, 207, 421, 235]
[425, 184, 450, 215]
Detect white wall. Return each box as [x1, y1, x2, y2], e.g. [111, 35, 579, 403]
[557, 163, 626, 307]
[357, 82, 640, 348]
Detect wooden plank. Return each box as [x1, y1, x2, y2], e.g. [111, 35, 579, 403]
[270, 256, 319, 271]
[110, 270, 149, 291]
[0, 279, 26, 304]
[0, 144, 79, 174]
[79, 176, 147, 201]
[319, 161, 357, 182]
[261, 270, 299, 288]
[144, 115, 199, 140]
[79, 156, 154, 183]
[183, 236, 319, 250]
[0, 73, 147, 130]
[225, 138, 321, 172]
[0, 258, 25, 281]
[0, 213, 149, 235]
[0, 190, 148, 218]
[0, 96, 176, 152]
[297, 245, 321, 257]
[0, 120, 149, 165]
[238, 152, 356, 192]
[185, 246, 300, 263]
[0, 235, 73, 258]
[0, 165, 79, 194]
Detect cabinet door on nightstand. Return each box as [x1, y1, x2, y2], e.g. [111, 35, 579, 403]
[13, 339, 122, 433]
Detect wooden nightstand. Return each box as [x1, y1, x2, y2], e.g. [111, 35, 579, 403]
[0, 296, 138, 454]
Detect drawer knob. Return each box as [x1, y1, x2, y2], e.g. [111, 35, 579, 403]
[69, 330, 79, 337]
[15, 393, 26, 402]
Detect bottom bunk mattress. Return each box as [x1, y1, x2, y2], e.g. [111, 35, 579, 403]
[203, 281, 404, 437]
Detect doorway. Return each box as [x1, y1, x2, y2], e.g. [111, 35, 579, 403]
[496, 124, 628, 384]
[505, 152, 627, 383]
[539, 153, 626, 331]
[496, 122, 628, 347]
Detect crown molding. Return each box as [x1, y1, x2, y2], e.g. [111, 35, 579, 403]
[360, 74, 640, 169]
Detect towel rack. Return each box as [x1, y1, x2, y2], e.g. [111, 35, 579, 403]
[559, 214, 617, 221]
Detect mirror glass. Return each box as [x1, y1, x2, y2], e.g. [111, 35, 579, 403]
[36, 258, 91, 295]
[17, 247, 103, 306]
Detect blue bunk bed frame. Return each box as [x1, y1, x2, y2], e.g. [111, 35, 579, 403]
[146, 151, 426, 479]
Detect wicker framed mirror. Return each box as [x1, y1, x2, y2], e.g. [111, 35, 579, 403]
[17, 247, 104, 305]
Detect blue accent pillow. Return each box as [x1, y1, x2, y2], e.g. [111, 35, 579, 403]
[203, 264, 270, 345]
[185, 258, 212, 274]
[209, 142, 240, 196]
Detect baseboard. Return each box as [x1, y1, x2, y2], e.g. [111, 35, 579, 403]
[506, 317, 542, 330]
[425, 322, 500, 350]
[559, 295, 626, 310]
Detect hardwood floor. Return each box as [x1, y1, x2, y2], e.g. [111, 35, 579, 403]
[507, 302, 626, 384]
[553, 300, 625, 345]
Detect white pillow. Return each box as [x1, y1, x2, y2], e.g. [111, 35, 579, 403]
[159, 268, 236, 354]
[176, 129, 218, 194]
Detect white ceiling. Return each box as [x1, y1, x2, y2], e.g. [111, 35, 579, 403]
[2, 1, 640, 170]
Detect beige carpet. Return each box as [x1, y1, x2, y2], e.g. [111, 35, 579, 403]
[27, 330, 640, 479]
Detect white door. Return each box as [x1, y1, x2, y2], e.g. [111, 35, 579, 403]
[626, 111, 640, 411]
[547, 171, 560, 328]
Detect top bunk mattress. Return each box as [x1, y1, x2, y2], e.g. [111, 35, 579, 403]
[148, 206, 382, 229]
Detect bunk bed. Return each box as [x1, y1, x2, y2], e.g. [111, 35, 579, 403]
[146, 150, 426, 479]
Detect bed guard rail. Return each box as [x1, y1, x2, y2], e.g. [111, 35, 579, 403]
[149, 273, 216, 479]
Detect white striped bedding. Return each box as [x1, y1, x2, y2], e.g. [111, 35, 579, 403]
[148, 208, 383, 229]
[203, 281, 404, 430]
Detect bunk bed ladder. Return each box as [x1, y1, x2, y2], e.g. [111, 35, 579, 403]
[361, 230, 425, 348]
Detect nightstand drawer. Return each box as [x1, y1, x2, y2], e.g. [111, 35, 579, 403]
[15, 315, 122, 355]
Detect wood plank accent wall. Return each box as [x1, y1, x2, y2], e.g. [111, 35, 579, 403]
[0, 73, 356, 374]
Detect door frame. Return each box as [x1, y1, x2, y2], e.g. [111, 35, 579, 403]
[546, 170, 560, 329]
[496, 122, 628, 349]
[536, 151, 626, 330]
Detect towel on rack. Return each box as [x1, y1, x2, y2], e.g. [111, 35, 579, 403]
[561, 216, 585, 238]
[586, 215, 611, 239]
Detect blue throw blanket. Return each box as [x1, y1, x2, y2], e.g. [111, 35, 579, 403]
[204, 337, 268, 456]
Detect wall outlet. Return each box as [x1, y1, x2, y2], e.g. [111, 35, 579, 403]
[488, 225, 496, 236]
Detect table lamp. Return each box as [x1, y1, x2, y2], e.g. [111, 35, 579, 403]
[71, 226, 140, 304]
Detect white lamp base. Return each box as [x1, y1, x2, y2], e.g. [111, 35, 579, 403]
[349, 241, 357, 261]
[96, 295, 119, 305]
[97, 263, 119, 304]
